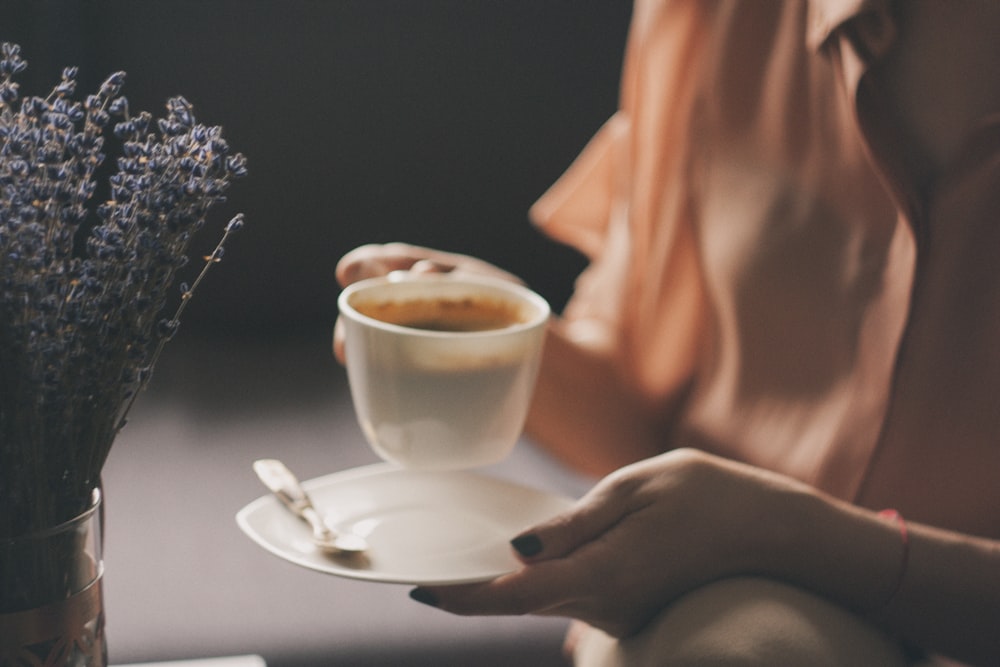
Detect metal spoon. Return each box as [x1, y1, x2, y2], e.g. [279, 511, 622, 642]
[252, 459, 369, 555]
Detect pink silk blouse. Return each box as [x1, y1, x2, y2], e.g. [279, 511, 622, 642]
[531, 0, 1000, 539]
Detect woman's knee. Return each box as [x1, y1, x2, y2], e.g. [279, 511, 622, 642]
[572, 577, 909, 667]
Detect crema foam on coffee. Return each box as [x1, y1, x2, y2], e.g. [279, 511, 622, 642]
[353, 296, 525, 332]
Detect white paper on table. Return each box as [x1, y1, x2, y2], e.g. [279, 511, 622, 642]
[113, 656, 265, 667]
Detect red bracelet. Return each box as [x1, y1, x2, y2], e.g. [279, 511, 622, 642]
[877, 509, 909, 610]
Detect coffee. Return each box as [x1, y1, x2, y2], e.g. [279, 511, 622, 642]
[353, 296, 524, 332]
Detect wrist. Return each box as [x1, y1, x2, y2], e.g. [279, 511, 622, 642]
[764, 488, 905, 613]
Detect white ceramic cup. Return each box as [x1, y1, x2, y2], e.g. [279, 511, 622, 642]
[338, 273, 550, 470]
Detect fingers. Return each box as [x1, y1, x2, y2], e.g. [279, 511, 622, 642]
[408, 536, 649, 638]
[409, 258, 454, 275]
[336, 243, 450, 286]
[407, 493, 635, 615]
[334, 243, 456, 364]
[510, 473, 640, 563]
[403, 465, 668, 634]
[410, 557, 582, 618]
[336, 242, 525, 287]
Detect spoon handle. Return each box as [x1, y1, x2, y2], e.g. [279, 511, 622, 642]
[253, 459, 322, 527]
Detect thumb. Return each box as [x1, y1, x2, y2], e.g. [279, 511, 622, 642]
[510, 482, 629, 563]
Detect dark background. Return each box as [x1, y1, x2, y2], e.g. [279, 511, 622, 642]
[5, 1, 631, 342]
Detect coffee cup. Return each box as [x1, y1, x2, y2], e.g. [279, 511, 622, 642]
[337, 273, 550, 470]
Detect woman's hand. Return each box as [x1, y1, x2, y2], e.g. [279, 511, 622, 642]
[409, 448, 821, 638]
[336, 242, 521, 286]
[409, 450, 1000, 665]
[333, 243, 522, 362]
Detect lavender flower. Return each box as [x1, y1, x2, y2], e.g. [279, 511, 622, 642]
[0, 43, 248, 536]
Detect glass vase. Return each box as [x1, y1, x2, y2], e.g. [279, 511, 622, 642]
[0, 488, 107, 667]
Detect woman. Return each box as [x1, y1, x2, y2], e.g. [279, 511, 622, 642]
[336, 1, 1000, 664]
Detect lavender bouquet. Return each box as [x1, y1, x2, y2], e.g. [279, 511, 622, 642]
[0, 42, 248, 545]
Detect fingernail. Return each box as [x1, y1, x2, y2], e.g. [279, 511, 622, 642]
[511, 533, 543, 557]
[409, 588, 439, 607]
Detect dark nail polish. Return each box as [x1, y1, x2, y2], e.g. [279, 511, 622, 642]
[409, 588, 439, 607]
[511, 533, 543, 557]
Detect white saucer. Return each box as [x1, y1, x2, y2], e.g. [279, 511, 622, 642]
[236, 463, 574, 585]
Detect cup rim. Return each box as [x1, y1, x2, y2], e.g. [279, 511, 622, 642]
[338, 273, 550, 338]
